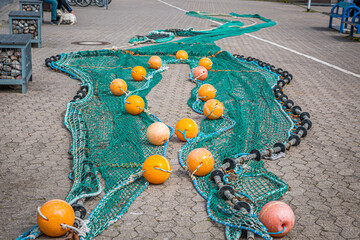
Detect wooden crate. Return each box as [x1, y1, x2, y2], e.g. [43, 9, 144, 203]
[19, 0, 44, 23]
[9, 11, 42, 48]
[0, 34, 32, 94]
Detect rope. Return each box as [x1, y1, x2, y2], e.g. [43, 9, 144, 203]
[68, 172, 74, 181]
[117, 86, 127, 94]
[153, 167, 172, 173]
[129, 170, 146, 182]
[223, 174, 230, 184]
[205, 104, 219, 118]
[198, 89, 217, 99]
[36, 207, 48, 221]
[193, 71, 206, 81]
[16, 225, 40, 240]
[60, 222, 89, 237]
[263, 152, 286, 161]
[191, 99, 204, 114]
[234, 152, 249, 158]
[235, 191, 255, 205]
[176, 128, 190, 142]
[190, 162, 203, 178]
[76, 217, 90, 236]
[267, 225, 286, 235]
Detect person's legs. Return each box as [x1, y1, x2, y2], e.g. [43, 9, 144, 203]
[43, 0, 58, 21]
[57, 0, 63, 10]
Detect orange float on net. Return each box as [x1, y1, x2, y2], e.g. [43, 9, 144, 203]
[148, 56, 162, 69]
[37, 199, 75, 237]
[198, 84, 216, 102]
[146, 122, 170, 146]
[199, 57, 213, 70]
[125, 95, 145, 115]
[187, 148, 215, 176]
[110, 79, 127, 96]
[203, 99, 224, 120]
[175, 118, 199, 142]
[142, 155, 171, 184]
[259, 201, 295, 237]
[176, 50, 188, 60]
[131, 66, 147, 81]
[192, 66, 208, 81]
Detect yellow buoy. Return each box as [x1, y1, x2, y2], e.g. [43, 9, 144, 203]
[176, 50, 188, 60]
[131, 66, 147, 81]
[175, 118, 199, 142]
[148, 56, 162, 69]
[198, 84, 216, 102]
[199, 57, 213, 70]
[37, 199, 75, 237]
[110, 79, 127, 96]
[142, 155, 171, 184]
[187, 148, 215, 176]
[203, 99, 224, 119]
[125, 95, 145, 115]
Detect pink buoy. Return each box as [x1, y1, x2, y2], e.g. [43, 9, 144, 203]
[192, 66, 208, 81]
[259, 201, 295, 237]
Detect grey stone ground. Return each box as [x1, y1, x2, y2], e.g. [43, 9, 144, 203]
[0, 0, 359, 239]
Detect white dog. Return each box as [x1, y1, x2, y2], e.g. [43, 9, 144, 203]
[56, 9, 77, 25]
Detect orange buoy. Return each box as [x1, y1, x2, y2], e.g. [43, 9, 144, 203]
[148, 56, 162, 69]
[131, 66, 147, 81]
[199, 57, 213, 70]
[198, 84, 216, 102]
[176, 50, 188, 60]
[110, 79, 127, 96]
[259, 201, 295, 237]
[37, 199, 75, 237]
[187, 148, 214, 176]
[146, 122, 170, 146]
[192, 66, 208, 81]
[203, 99, 224, 119]
[142, 155, 171, 184]
[175, 118, 199, 142]
[125, 95, 145, 115]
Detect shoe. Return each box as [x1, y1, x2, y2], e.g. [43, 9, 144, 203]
[50, 20, 59, 25]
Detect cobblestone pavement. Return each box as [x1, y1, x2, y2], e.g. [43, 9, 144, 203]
[0, 0, 359, 239]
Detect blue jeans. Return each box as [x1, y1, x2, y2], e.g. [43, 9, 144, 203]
[43, 0, 58, 21]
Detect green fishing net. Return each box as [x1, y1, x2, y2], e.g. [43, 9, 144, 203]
[18, 12, 294, 240]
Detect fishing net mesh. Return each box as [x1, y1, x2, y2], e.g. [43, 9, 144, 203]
[18, 13, 294, 240]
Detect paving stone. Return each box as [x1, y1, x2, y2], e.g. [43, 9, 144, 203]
[315, 215, 341, 232]
[100, 227, 120, 238]
[154, 231, 176, 240]
[340, 226, 360, 240]
[301, 224, 323, 238]
[190, 220, 214, 233]
[193, 232, 217, 239]
[171, 226, 195, 239]
[153, 220, 177, 233]
[138, 214, 159, 227]
[320, 231, 346, 240]
[1, 0, 360, 240]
